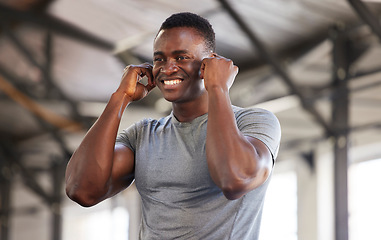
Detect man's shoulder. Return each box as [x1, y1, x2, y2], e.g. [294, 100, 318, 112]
[232, 105, 277, 119]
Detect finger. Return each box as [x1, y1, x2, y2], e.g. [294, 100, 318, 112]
[144, 64, 155, 87]
[142, 67, 156, 91]
[138, 66, 155, 90]
[145, 81, 156, 92]
[234, 65, 239, 74]
[132, 64, 149, 79]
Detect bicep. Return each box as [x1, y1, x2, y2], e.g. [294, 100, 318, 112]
[107, 144, 135, 197]
[246, 136, 273, 186]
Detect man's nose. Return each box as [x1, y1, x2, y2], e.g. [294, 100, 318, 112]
[161, 59, 179, 74]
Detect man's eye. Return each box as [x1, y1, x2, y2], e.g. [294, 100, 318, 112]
[176, 56, 187, 61]
[153, 57, 163, 62]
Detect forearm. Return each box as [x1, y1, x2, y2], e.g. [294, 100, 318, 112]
[206, 87, 260, 199]
[65, 91, 131, 205]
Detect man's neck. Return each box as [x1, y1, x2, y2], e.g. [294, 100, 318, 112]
[171, 92, 209, 122]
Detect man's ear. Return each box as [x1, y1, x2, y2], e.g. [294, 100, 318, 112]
[199, 62, 205, 80]
[209, 52, 217, 57]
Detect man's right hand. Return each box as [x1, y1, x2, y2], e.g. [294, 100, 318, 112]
[116, 63, 156, 102]
[66, 64, 154, 207]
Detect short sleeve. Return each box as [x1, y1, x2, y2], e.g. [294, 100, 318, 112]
[234, 107, 281, 160]
[115, 121, 140, 153]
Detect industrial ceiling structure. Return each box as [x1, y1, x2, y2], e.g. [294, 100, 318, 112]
[1, 0, 381, 240]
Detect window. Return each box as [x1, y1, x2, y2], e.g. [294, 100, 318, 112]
[63, 200, 129, 240]
[260, 171, 298, 240]
[349, 159, 381, 240]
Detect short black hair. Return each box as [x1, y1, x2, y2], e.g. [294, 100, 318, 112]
[158, 12, 216, 52]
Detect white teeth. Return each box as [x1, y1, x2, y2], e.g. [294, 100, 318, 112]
[163, 79, 182, 85]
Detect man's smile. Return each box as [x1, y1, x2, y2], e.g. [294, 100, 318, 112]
[163, 79, 183, 85]
[157, 75, 185, 88]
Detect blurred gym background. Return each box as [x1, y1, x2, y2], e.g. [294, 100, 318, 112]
[1, 0, 381, 239]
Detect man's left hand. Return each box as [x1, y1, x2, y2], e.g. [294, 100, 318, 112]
[200, 53, 239, 92]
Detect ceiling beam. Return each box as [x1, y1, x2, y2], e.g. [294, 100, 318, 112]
[331, 26, 351, 240]
[217, 0, 334, 136]
[238, 31, 329, 74]
[3, 26, 91, 126]
[0, 143, 54, 205]
[0, 75, 79, 157]
[0, 76, 82, 132]
[0, 156, 11, 240]
[347, 0, 381, 42]
[0, 3, 114, 51]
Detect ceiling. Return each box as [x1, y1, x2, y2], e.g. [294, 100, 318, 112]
[1, 0, 381, 232]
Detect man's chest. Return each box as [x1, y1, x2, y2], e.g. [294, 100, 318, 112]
[133, 125, 218, 202]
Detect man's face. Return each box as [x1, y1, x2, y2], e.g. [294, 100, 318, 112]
[153, 27, 210, 103]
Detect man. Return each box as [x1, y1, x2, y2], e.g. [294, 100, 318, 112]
[65, 12, 281, 239]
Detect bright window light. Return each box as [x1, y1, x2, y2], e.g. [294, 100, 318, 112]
[260, 171, 298, 240]
[63, 202, 129, 240]
[349, 158, 381, 240]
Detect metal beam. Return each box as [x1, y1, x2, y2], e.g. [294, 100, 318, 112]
[217, 0, 334, 136]
[0, 64, 34, 97]
[347, 0, 381, 42]
[351, 121, 381, 131]
[0, 157, 12, 240]
[1, 23, 89, 125]
[2, 23, 52, 93]
[1, 23, 45, 72]
[0, 25, 86, 157]
[15, 161, 55, 205]
[42, 31, 88, 126]
[331, 26, 351, 240]
[0, 142, 66, 240]
[0, 141, 54, 205]
[0, 66, 81, 155]
[50, 158, 65, 240]
[301, 151, 315, 171]
[0, 3, 114, 51]
[351, 66, 381, 79]
[44, 31, 54, 94]
[0, 74, 78, 162]
[238, 32, 329, 74]
[0, 75, 82, 130]
[0, 41, 81, 158]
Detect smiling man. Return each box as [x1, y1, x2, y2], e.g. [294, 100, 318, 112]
[65, 12, 281, 240]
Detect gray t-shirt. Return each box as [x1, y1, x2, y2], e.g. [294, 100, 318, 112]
[116, 106, 281, 240]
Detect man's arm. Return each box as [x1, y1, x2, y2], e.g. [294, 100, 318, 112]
[65, 64, 155, 207]
[201, 55, 274, 200]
